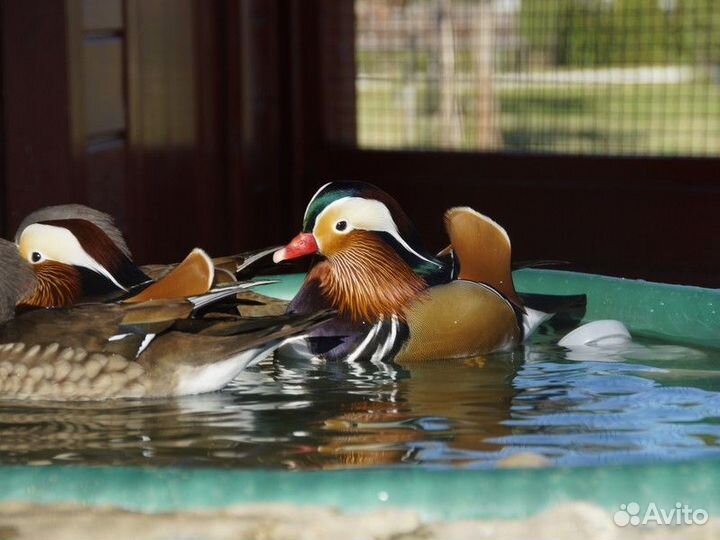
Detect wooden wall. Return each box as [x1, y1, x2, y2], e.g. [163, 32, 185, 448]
[2, 1, 83, 230]
[1, 0, 298, 264]
[1, 1, 719, 286]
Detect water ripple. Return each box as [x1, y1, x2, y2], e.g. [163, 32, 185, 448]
[0, 337, 718, 469]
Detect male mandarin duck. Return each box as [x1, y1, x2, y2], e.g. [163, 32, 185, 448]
[14, 204, 150, 306]
[0, 207, 332, 400]
[13, 204, 281, 312]
[273, 181, 579, 363]
[0, 239, 331, 400]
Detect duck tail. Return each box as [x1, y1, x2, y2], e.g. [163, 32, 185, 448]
[520, 292, 587, 339]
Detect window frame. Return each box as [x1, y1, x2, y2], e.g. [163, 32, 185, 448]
[299, 1, 720, 286]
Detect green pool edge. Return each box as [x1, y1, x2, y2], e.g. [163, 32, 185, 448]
[1, 460, 719, 520]
[3, 269, 719, 520]
[258, 269, 720, 349]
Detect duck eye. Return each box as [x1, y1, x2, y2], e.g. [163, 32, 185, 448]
[335, 220, 348, 232]
[30, 252, 43, 263]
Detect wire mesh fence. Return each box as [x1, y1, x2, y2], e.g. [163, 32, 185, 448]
[352, 0, 720, 156]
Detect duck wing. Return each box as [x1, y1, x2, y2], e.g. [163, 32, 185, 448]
[140, 245, 284, 284]
[442, 207, 523, 308]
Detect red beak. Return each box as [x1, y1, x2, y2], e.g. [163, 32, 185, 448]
[273, 232, 319, 263]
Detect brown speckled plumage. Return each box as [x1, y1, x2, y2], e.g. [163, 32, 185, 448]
[0, 342, 149, 400]
[0, 205, 334, 400]
[0, 301, 332, 401]
[0, 228, 332, 400]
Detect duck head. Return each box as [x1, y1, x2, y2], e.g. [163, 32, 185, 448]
[274, 182, 445, 322]
[13, 205, 149, 308]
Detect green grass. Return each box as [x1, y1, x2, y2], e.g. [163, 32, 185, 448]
[357, 80, 720, 155]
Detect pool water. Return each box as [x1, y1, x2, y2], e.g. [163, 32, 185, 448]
[1, 331, 719, 470]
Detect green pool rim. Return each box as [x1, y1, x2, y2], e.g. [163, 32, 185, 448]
[257, 269, 720, 349]
[1, 459, 719, 520]
[1, 269, 718, 520]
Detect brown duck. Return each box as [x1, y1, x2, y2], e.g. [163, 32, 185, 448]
[0, 224, 330, 400]
[273, 181, 578, 363]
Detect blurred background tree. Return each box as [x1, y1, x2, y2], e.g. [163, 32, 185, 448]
[355, 0, 720, 154]
[519, 0, 720, 68]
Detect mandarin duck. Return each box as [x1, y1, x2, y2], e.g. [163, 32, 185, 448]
[273, 181, 582, 363]
[0, 237, 332, 400]
[13, 204, 283, 313]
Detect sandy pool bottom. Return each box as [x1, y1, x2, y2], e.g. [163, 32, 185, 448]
[0, 502, 715, 540]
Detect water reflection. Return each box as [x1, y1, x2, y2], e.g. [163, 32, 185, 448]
[287, 354, 521, 469]
[0, 337, 718, 469]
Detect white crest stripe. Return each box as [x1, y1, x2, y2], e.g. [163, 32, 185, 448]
[314, 197, 441, 268]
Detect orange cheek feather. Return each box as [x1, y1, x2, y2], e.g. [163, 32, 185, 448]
[18, 262, 82, 308]
[318, 231, 427, 322]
